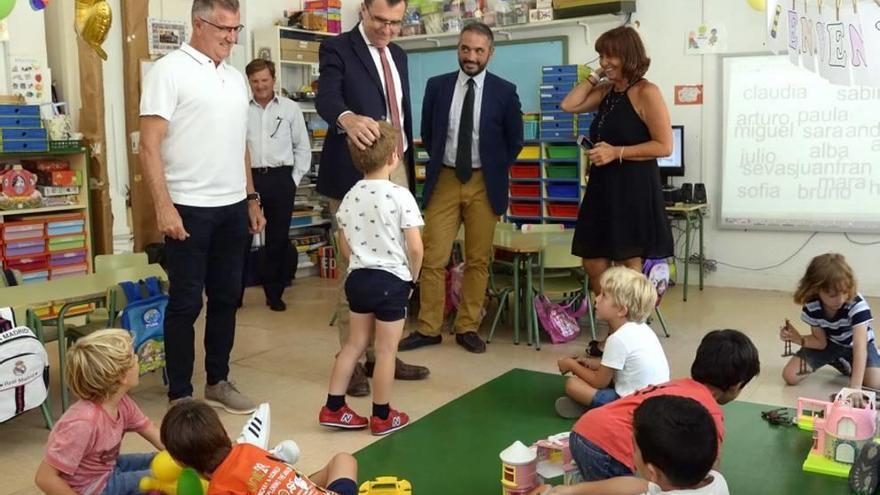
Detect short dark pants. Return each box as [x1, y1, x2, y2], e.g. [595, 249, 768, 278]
[345, 268, 411, 322]
[327, 477, 358, 495]
[797, 341, 880, 375]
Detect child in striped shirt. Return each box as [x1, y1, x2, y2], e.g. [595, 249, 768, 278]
[780, 253, 879, 394]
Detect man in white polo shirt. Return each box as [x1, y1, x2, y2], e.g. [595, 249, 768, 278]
[139, 0, 265, 414]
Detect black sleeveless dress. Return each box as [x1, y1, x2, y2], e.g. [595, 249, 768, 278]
[571, 81, 674, 261]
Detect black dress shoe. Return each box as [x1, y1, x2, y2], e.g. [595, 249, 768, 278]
[365, 358, 430, 380]
[346, 362, 370, 397]
[398, 332, 442, 351]
[267, 300, 286, 311]
[455, 332, 486, 354]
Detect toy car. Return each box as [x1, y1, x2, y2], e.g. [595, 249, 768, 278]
[358, 476, 412, 495]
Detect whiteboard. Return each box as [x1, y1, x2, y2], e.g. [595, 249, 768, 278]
[721, 55, 880, 233]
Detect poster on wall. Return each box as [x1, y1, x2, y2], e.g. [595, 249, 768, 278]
[9, 58, 46, 103]
[674, 84, 703, 105]
[148, 18, 188, 56]
[685, 24, 727, 54]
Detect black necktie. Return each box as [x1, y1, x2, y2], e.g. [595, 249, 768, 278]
[455, 78, 475, 184]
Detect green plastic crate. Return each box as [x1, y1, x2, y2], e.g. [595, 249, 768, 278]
[546, 145, 578, 159]
[545, 165, 578, 179]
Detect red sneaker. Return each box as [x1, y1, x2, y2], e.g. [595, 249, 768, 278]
[370, 408, 410, 436]
[319, 405, 368, 429]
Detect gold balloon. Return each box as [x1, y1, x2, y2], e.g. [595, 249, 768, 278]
[75, 0, 112, 60]
[747, 0, 766, 11]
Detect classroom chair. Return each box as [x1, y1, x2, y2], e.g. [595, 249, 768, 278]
[528, 234, 595, 350]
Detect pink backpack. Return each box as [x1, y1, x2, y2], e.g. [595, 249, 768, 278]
[534, 295, 589, 344]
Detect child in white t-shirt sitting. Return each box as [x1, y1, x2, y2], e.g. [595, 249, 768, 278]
[319, 121, 424, 436]
[555, 266, 670, 418]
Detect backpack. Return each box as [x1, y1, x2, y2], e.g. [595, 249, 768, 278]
[0, 325, 49, 423]
[534, 295, 589, 344]
[119, 277, 168, 376]
[643, 259, 670, 306]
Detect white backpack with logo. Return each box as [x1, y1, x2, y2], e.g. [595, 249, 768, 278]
[0, 326, 49, 423]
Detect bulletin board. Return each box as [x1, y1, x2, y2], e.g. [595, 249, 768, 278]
[406, 37, 567, 139]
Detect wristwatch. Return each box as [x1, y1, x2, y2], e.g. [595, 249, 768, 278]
[246, 192, 261, 204]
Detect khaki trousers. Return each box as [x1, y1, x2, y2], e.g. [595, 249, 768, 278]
[418, 168, 499, 335]
[328, 159, 409, 355]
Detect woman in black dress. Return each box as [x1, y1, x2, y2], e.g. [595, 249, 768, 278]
[562, 25, 674, 297]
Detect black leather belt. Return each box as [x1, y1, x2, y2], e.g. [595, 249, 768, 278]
[253, 166, 293, 174]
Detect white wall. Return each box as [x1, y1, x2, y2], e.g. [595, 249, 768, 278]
[2, 0, 48, 97]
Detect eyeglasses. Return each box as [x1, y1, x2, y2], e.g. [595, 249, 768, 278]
[198, 17, 244, 35]
[364, 8, 403, 29]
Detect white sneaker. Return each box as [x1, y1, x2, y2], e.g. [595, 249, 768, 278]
[237, 402, 270, 448]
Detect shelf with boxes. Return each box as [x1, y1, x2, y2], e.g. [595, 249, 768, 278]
[506, 64, 589, 228]
[414, 141, 429, 202]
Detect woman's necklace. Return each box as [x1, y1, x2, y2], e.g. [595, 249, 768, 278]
[594, 88, 627, 142]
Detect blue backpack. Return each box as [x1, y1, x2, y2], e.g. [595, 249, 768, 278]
[119, 277, 168, 376]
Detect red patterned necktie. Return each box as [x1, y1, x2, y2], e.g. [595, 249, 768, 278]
[378, 46, 404, 158]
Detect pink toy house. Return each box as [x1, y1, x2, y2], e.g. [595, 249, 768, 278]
[500, 441, 538, 495]
[534, 432, 578, 484]
[797, 388, 878, 477]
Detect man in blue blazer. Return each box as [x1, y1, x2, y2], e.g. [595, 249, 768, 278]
[316, 0, 427, 396]
[399, 23, 523, 354]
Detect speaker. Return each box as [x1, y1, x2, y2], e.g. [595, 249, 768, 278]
[681, 183, 693, 204]
[662, 186, 681, 206]
[693, 183, 707, 204]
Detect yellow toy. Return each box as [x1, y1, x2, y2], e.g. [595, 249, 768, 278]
[358, 476, 413, 495]
[139, 450, 209, 495]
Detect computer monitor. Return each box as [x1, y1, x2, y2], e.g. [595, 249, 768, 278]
[657, 125, 684, 184]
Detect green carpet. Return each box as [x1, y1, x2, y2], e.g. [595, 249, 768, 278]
[354, 369, 849, 494]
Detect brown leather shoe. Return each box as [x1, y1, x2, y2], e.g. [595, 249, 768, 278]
[346, 362, 370, 397]
[365, 358, 430, 380]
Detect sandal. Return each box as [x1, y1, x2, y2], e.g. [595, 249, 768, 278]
[586, 340, 604, 358]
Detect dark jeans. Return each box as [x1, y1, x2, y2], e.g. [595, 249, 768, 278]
[164, 200, 249, 400]
[570, 431, 634, 481]
[244, 168, 296, 303]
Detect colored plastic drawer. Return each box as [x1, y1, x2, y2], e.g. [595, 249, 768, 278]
[2, 128, 47, 140]
[0, 104, 40, 116]
[541, 65, 578, 76]
[545, 165, 579, 179]
[50, 249, 88, 266]
[0, 116, 42, 128]
[510, 184, 540, 197]
[510, 164, 540, 178]
[541, 112, 574, 122]
[542, 74, 579, 85]
[510, 203, 541, 217]
[546, 145, 579, 159]
[50, 263, 89, 279]
[21, 270, 50, 284]
[523, 121, 538, 141]
[547, 204, 579, 218]
[47, 221, 85, 237]
[547, 183, 580, 198]
[539, 91, 565, 102]
[5, 253, 48, 271]
[539, 83, 575, 93]
[0, 139, 48, 152]
[541, 120, 574, 131]
[3, 221, 45, 241]
[517, 145, 540, 160]
[415, 183, 425, 196]
[541, 130, 576, 140]
[540, 101, 564, 113]
[4, 239, 46, 257]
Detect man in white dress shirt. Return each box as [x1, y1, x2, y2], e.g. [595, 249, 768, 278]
[243, 58, 311, 312]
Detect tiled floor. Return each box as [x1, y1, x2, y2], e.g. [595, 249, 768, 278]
[2, 277, 868, 495]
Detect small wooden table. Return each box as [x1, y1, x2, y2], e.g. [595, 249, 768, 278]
[666, 203, 707, 301]
[1, 263, 167, 410]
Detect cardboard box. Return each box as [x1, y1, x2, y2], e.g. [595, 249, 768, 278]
[530, 8, 554, 22]
[280, 39, 321, 53]
[304, 0, 341, 9]
[281, 49, 319, 64]
[551, 0, 636, 19]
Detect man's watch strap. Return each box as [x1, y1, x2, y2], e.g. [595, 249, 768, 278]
[246, 192, 261, 203]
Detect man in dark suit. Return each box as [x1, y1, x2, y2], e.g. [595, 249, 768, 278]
[399, 23, 523, 354]
[316, 0, 428, 396]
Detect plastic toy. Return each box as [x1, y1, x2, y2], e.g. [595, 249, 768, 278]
[500, 441, 539, 495]
[760, 407, 795, 427]
[0, 165, 42, 210]
[358, 476, 413, 494]
[534, 432, 579, 485]
[138, 450, 208, 495]
[797, 388, 877, 478]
